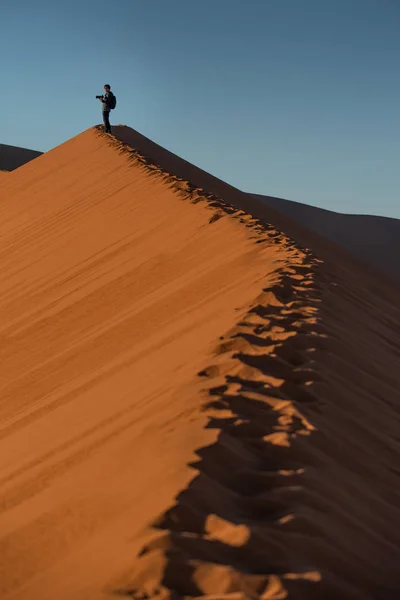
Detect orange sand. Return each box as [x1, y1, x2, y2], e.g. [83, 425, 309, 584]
[0, 126, 399, 599]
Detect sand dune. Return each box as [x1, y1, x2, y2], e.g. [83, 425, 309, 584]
[112, 127, 400, 299]
[253, 193, 400, 280]
[0, 126, 399, 599]
[0, 143, 42, 172]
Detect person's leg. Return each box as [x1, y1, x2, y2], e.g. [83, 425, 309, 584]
[103, 110, 110, 133]
[104, 110, 111, 133]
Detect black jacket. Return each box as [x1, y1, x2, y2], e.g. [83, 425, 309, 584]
[102, 92, 113, 112]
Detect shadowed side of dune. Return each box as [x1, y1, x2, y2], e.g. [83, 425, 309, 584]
[0, 143, 42, 171]
[113, 226, 400, 599]
[253, 193, 400, 281]
[100, 128, 400, 599]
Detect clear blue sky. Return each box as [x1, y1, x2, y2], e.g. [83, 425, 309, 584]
[1, 0, 400, 217]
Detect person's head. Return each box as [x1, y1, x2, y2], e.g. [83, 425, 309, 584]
[104, 84, 111, 93]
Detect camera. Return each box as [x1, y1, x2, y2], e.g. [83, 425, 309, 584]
[96, 95, 104, 99]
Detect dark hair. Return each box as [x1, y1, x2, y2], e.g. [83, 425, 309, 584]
[104, 84, 111, 90]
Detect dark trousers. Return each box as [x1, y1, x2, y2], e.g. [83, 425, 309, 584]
[103, 110, 111, 133]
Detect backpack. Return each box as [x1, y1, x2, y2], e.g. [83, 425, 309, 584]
[109, 93, 117, 110]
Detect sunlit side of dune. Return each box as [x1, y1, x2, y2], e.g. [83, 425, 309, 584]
[0, 127, 293, 599]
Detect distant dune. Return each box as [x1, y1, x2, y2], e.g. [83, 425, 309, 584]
[0, 126, 399, 600]
[253, 193, 400, 280]
[0, 143, 42, 171]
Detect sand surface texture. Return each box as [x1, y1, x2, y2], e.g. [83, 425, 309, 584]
[0, 127, 399, 600]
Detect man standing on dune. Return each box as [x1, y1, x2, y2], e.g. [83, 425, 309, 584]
[98, 84, 115, 134]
